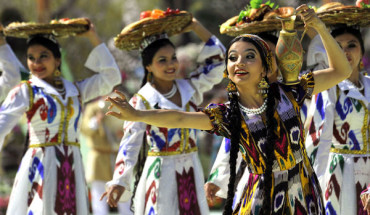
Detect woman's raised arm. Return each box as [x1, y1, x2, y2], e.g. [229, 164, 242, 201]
[105, 90, 213, 130]
[297, 5, 351, 94]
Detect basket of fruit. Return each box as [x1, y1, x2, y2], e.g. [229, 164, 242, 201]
[114, 8, 193, 51]
[3, 18, 90, 38]
[220, 0, 304, 36]
[315, 1, 370, 27]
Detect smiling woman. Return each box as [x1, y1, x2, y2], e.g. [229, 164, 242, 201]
[105, 5, 352, 215]
[0, 18, 121, 215]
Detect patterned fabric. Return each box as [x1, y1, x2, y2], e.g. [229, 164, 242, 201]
[107, 35, 225, 215]
[202, 72, 324, 214]
[0, 43, 121, 215]
[305, 74, 370, 215]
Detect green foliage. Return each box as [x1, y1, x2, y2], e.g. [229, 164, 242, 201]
[237, 0, 279, 23]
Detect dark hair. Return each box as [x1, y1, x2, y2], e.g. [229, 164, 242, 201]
[27, 34, 61, 59]
[331, 26, 364, 55]
[140, 38, 175, 87]
[257, 32, 278, 46]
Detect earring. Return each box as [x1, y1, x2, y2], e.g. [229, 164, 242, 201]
[147, 72, 153, 83]
[54, 69, 63, 85]
[226, 80, 237, 92]
[54, 69, 61, 77]
[223, 69, 228, 78]
[258, 77, 269, 98]
[359, 59, 364, 70]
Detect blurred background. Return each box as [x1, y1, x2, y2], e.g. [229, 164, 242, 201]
[0, 0, 369, 214]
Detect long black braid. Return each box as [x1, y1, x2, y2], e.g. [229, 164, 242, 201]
[223, 90, 241, 215]
[260, 79, 277, 215]
[130, 132, 147, 212]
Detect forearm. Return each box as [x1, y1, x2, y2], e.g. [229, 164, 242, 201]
[137, 109, 212, 130]
[316, 25, 351, 77]
[192, 21, 212, 42]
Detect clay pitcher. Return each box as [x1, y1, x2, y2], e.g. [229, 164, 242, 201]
[275, 7, 303, 85]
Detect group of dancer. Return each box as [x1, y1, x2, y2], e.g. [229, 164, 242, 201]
[0, 3, 369, 215]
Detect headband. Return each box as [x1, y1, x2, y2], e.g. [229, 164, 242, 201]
[139, 33, 168, 52]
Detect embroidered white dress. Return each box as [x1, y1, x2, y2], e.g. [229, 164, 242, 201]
[0, 43, 121, 215]
[305, 74, 370, 215]
[0, 44, 22, 102]
[106, 35, 225, 215]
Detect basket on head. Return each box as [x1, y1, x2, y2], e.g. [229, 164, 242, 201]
[114, 10, 193, 51]
[3, 18, 89, 38]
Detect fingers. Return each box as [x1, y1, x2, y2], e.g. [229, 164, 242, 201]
[114, 90, 126, 100]
[106, 111, 122, 118]
[100, 192, 107, 201]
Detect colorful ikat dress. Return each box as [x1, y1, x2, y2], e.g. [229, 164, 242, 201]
[106, 36, 225, 215]
[0, 44, 121, 215]
[202, 72, 325, 214]
[305, 73, 370, 215]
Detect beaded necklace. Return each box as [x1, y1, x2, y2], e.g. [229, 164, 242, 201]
[162, 84, 177, 99]
[238, 98, 268, 115]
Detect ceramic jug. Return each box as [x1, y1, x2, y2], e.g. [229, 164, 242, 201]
[275, 7, 303, 85]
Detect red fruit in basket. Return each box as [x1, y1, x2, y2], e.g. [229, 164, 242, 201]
[140, 10, 152, 19]
[356, 0, 369, 7]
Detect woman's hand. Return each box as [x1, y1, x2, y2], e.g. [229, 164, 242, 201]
[296, 4, 326, 31]
[77, 18, 102, 47]
[204, 182, 221, 205]
[105, 90, 139, 121]
[181, 17, 212, 42]
[361, 193, 370, 214]
[100, 184, 125, 207]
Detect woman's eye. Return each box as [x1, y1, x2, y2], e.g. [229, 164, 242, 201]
[158, 58, 166, 63]
[348, 43, 357, 49]
[246, 53, 255, 59]
[172, 56, 177, 61]
[228, 55, 237, 61]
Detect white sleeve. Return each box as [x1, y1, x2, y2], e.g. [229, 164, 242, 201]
[106, 95, 147, 193]
[0, 44, 23, 102]
[188, 36, 226, 105]
[305, 87, 336, 187]
[0, 83, 29, 150]
[75, 43, 122, 103]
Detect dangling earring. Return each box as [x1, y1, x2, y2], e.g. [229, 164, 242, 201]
[226, 80, 237, 92]
[54, 69, 61, 77]
[359, 59, 364, 70]
[258, 77, 269, 99]
[147, 72, 153, 83]
[54, 69, 63, 85]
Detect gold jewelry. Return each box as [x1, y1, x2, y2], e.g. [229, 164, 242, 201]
[258, 77, 269, 98]
[359, 59, 364, 70]
[54, 69, 61, 77]
[226, 80, 237, 92]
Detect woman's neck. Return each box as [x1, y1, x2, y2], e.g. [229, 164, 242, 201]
[238, 86, 265, 109]
[152, 79, 175, 94]
[347, 68, 360, 86]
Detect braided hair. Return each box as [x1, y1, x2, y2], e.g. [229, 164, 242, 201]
[223, 34, 275, 214]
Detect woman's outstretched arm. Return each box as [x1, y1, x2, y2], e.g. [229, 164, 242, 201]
[105, 90, 213, 130]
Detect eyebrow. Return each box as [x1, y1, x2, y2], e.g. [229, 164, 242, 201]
[229, 48, 257, 54]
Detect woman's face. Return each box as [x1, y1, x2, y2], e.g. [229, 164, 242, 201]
[227, 41, 265, 87]
[335, 33, 363, 72]
[27, 44, 60, 83]
[146, 44, 179, 84]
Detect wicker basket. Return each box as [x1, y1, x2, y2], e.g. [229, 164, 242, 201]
[317, 6, 370, 27]
[114, 11, 193, 50]
[221, 19, 305, 37]
[4, 22, 89, 38]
